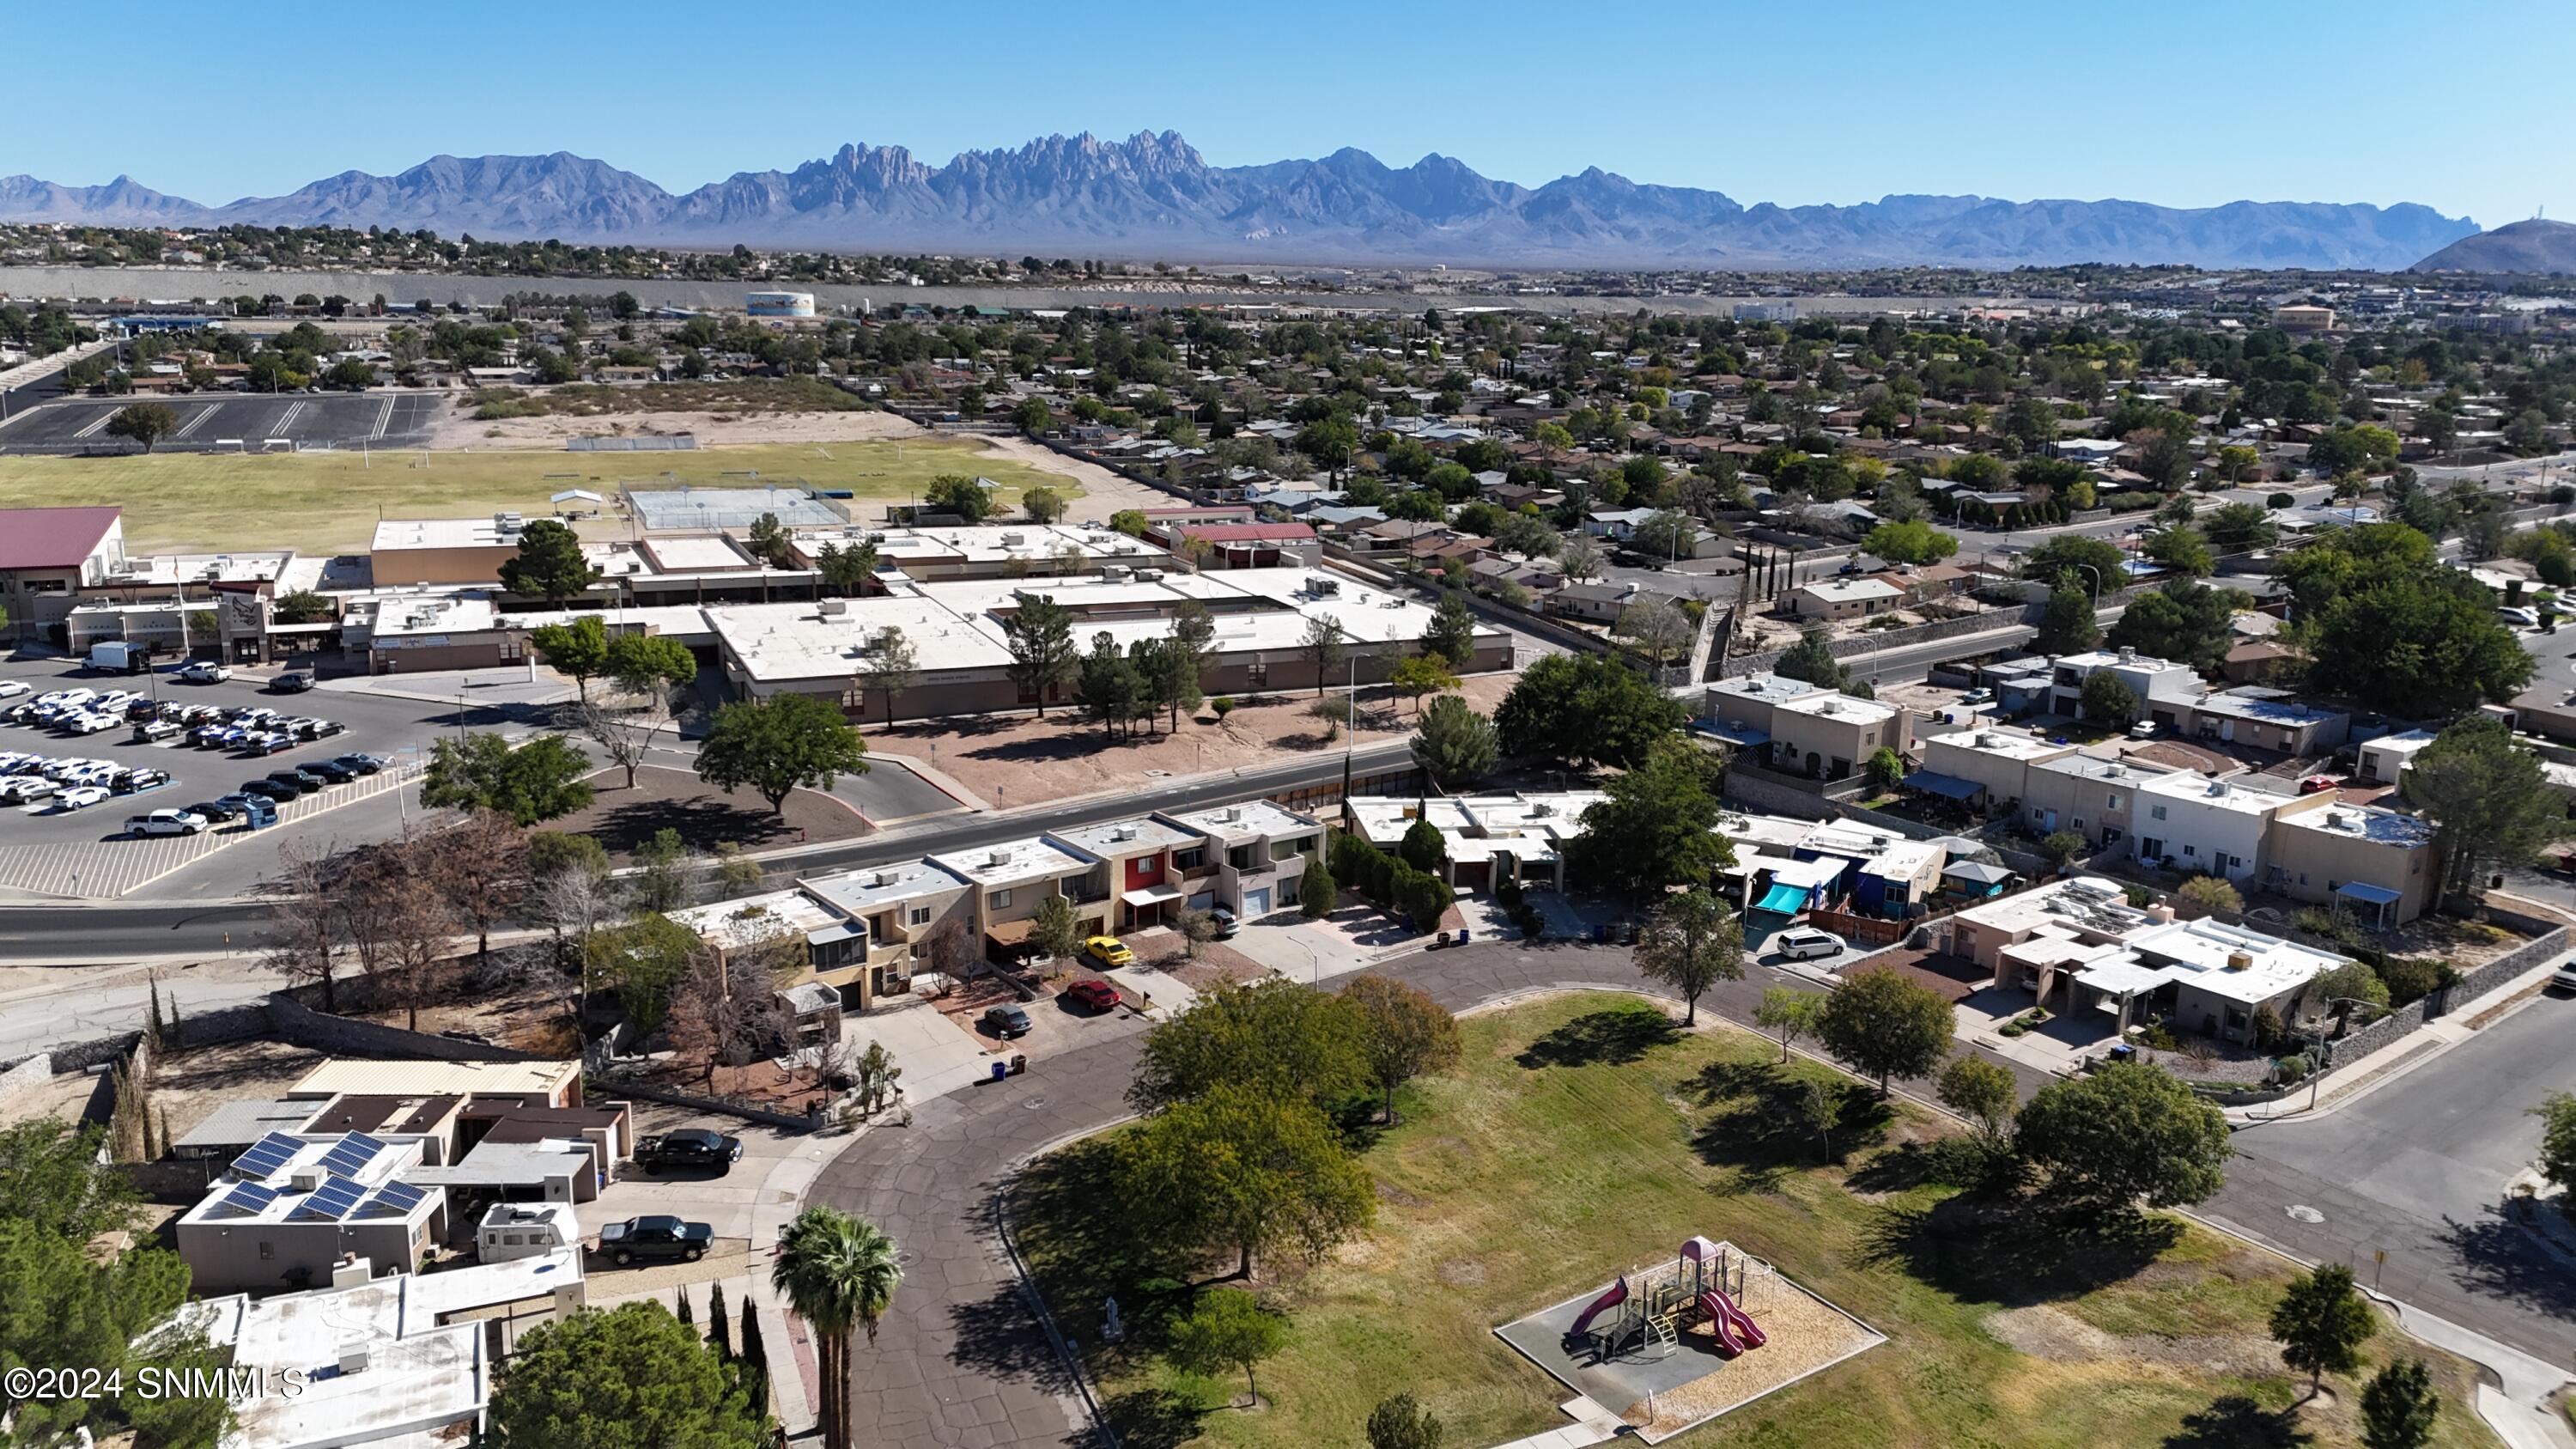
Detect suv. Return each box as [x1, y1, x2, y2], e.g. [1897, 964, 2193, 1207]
[635, 1129, 744, 1175]
[1772, 928, 1845, 961]
[268, 767, 330, 792]
[598, 1215, 712, 1266]
[270, 672, 316, 694]
[240, 778, 301, 801]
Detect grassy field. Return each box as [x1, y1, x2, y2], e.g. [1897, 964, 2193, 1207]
[0, 436, 1078, 554]
[1013, 993, 2501, 1449]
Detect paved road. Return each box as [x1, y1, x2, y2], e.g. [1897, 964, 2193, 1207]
[0, 388, 445, 453]
[2205, 992, 2576, 1364]
[803, 936, 2050, 1449]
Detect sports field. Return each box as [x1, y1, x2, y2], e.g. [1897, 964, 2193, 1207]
[0, 436, 1081, 553]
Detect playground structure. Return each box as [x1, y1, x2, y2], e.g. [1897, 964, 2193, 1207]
[1563, 1235, 1770, 1362]
[1496, 1235, 1886, 1444]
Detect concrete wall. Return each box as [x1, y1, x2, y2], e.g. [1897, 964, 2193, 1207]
[2322, 926, 2567, 1072]
[264, 995, 546, 1062]
[0, 1051, 53, 1111]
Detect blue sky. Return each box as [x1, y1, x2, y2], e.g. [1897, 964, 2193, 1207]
[14, 0, 2569, 231]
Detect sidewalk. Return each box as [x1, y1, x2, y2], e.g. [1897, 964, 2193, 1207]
[2229, 958, 2563, 1126]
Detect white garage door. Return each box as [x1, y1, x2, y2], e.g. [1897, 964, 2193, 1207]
[1242, 887, 1271, 917]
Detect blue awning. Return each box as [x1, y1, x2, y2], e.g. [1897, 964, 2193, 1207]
[1753, 882, 1811, 916]
[1901, 770, 1983, 801]
[2335, 881, 2403, 906]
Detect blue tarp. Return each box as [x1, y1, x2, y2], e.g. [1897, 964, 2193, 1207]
[1901, 770, 1983, 801]
[1754, 882, 1811, 915]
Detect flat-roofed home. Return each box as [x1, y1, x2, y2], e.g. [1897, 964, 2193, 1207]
[2183, 686, 2349, 754]
[1765, 691, 1911, 782]
[928, 835, 1100, 963]
[801, 859, 977, 996]
[1050, 815, 1209, 931]
[174, 1131, 444, 1294]
[287, 1058, 581, 1109]
[1155, 801, 1327, 919]
[2262, 796, 2441, 926]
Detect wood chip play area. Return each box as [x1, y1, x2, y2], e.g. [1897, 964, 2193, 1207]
[1493, 1236, 1885, 1443]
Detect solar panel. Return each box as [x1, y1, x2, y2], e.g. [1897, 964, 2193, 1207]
[211, 1181, 280, 1218]
[290, 1176, 367, 1222]
[229, 1131, 301, 1181]
[316, 1133, 387, 1178]
[358, 1181, 428, 1217]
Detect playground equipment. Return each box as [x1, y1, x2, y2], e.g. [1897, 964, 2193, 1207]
[1564, 1236, 1770, 1363]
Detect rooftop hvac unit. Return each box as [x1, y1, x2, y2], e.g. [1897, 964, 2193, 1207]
[494, 512, 525, 533]
[1103, 565, 1133, 582]
[290, 1167, 325, 1192]
[337, 1343, 371, 1376]
[986, 849, 1011, 868]
[2224, 950, 2253, 972]
[869, 871, 896, 888]
[1217, 807, 1240, 822]
[1311, 578, 1340, 596]
[1113, 825, 1137, 842]
[1133, 569, 1163, 581]
[1001, 532, 1026, 546]
[818, 599, 848, 617]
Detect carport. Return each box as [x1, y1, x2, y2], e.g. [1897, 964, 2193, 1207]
[1900, 770, 1984, 807]
[2333, 880, 2403, 930]
[1121, 881, 1186, 930]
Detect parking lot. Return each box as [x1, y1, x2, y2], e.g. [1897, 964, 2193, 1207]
[0, 389, 445, 454]
[0, 656, 471, 898]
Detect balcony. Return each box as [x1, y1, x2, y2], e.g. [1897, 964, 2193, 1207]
[1177, 861, 1220, 882]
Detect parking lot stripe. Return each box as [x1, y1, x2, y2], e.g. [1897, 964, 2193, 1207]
[369, 395, 395, 441]
[70, 410, 114, 439]
[273, 399, 307, 435]
[0, 762, 423, 900]
[173, 403, 223, 439]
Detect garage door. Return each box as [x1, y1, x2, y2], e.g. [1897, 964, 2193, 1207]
[1242, 887, 1271, 917]
[1187, 890, 1215, 910]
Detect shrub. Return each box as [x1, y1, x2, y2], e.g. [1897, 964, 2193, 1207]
[2251, 1003, 2294, 1055]
[2374, 956, 2458, 1008]
[2267, 491, 2297, 509]
[2275, 1053, 2312, 1084]
[1212, 696, 1236, 720]
[1920, 1133, 2023, 1196]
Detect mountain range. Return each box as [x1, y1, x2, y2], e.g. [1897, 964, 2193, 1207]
[0, 131, 2489, 271]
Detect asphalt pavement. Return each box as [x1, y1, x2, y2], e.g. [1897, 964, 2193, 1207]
[0, 388, 445, 453]
[2206, 992, 2576, 1364]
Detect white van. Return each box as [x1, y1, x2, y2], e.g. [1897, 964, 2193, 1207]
[1773, 928, 1845, 961]
[477, 1202, 580, 1263]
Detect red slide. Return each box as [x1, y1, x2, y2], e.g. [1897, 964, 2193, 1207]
[1697, 1289, 1767, 1355]
[1566, 1275, 1630, 1341]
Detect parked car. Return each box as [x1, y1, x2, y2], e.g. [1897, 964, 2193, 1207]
[114, 769, 173, 795]
[292, 717, 345, 740]
[2500, 606, 2543, 629]
[240, 778, 301, 801]
[303, 758, 359, 783]
[213, 793, 264, 818]
[1206, 906, 1240, 939]
[1082, 935, 1134, 968]
[55, 785, 111, 811]
[981, 1004, 1033, 1038]
[0, 681, 27, 700]
[1959, 687, 1994, 705]
[133, 719, 184, 743]
[2128, 721, 2160, 740]
[2297, 775, 2342, 795]
[1066, 979, 1123, 1012]
[598, 1215, 712, 1266]
[635, 1129, 744, 1175]
[1771, 928, 1845, 961]
[122, 698, 160, 721]
[334, 752, 388, 776]
[246, 732, 298, 756]
[62, 712, 118, 735]
[0, 776, 57, 803]
[270, 672, 316, 693]
[2554, 961, 2576, 993]
[178, 661, 234, 684]
[125, 808, 209, 837]
[267, 768, 329, 793]
[188, 798, 246, 823]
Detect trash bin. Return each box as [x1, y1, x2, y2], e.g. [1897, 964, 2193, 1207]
[1010, 1054, 1028, 1076]
[989, 1061, 1008, 1083]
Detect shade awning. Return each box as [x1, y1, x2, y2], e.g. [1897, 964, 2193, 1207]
[1900, 770, 1983, 801]
[2335, 881, 2403, 906]
[1121, 883, 1187, 907]
[1753, 881, 1811, 916]
[1943, 861, 2014, 886]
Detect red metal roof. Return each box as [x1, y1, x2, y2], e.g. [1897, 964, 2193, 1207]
[0, 507, 121, 570]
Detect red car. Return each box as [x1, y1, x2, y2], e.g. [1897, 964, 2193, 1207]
[1066, 979, 1123, 1012]
[2297, 775, 2342, 795]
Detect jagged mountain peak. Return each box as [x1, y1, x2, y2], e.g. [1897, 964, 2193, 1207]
[0, 134, 2483, 271]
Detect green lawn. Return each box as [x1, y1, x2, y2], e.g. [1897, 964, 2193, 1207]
[1013, 993, 2502, 1449]
[0, 436, 1078, 554]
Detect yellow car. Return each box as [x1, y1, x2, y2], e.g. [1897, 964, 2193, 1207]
[1083, 935, 1134, 968]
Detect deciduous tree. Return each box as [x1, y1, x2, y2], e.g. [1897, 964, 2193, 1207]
[1632, 888, 1743, 1025]
[1166, 1288, 1288, 1404]
[1117, 1084, 1375, 1280]
[2269, 1263, 2376, 1397]
[2014, 1061, 2232, 1214]
[1818, 967, 1955, 1098]
[696, 693, 869, 814]
[1340, 976, 1461, 1123]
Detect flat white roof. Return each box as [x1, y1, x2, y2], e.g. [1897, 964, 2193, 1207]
[1052, 816, 1205, 859]
[1773, 691, 1901, 727]
[670, 889, 843, 948]
[372, 517, 528, 552]
[930, 835, 1092, 886]
[1161, 799, 1319, 842]
[289, 1059, 576, 1100]
[802, 858, 972, 915]
[2136, 770, 2283, 817]
[1928, 728, 2070, 763]
[1796, 577, 1903, 603]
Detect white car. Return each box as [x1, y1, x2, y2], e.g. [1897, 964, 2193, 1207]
[0, 681, 27, 701]
[179, 661, 234, 684]
[55, 785, 111, 811]
[0, 776, 55, 802]
[2500, 606, 2543, 629]
[63, 712, 118, 735]
[33, 689, 94, 709]
[2554, 961, 2576, 993]
[125, 808, 210, 837]
[1772, 928, 1846, 961]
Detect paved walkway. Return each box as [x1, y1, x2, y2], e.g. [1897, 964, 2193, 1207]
[799, 939, 2057, 1449]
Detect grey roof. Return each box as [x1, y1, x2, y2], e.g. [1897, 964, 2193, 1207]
[174, 1099, 314, 1151]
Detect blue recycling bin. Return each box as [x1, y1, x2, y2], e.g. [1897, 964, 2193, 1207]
[240, 797, 279, 830]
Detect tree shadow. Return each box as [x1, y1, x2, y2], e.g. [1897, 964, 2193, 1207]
[1514, 1006, 1681, 1069]
[959, 733, 1133, 764]
[1859, 1196, 2181, 1307]
[944, 1281, 1079, 1395]
[1684, 1060, 1892, 1192]
[2160, 1395, 2312, 1449]
[1097, 1387, 1212, 1449]
[1009, 1139, 1200, 1349]
[2437, 1211, 2576, 1324]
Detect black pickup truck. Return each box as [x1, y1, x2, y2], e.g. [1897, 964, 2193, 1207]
[598, 1215, 714, 1265]
[634, 1128, 744, 1175]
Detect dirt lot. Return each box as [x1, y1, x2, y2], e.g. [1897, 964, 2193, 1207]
[871, 672, 1517, 807]
[427, 399, 925, 451]
[547, 765, 870, 861]
[149, 1038, 329, 1144]
[969, 435, 1180, 521]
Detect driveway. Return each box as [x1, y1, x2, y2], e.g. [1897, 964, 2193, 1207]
[848, 997, 1016, 1103]
[2204, 991, 2576, 1363]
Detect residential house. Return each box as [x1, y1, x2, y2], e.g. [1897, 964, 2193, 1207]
[2354, 728, 2439, 785]
[2181, 687, 2350, 754]
[1050, 816, 1207, 931]
[2048, 648, 2204, 722]
[801, 859, 979, 996]
[1765, 691, 1912, 782]
[1343, 791, 1604, 893]
[2020, 754, 2171, 851]
[1913, 728, 2075, 814]
[1788, 576, 1903, 620]
[174, 1131, 445, 1294]
[1156, 801, 1326, 918]
[2130, 771, 2275, 884]
[2262, 795, 2441, 927]
[927, 837, 1101, 962]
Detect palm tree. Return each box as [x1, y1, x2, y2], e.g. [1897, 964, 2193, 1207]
[771, 1205, 903, 1449]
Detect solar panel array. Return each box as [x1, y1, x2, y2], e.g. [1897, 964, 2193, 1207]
[210, 1181, 281, 1218]
[356, 1180, 429, 1218]
[229, 1131, 301, 1181]
[316, 1133, 387, 1178]
[290, 1176, 368, 1222]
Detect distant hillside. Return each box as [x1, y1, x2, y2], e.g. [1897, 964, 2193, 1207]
[0, 132, 2482, 271]
[2413, 218, 2576, 274]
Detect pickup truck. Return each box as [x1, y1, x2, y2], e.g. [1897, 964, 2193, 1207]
[634, 1128, 744, 1175]
[598, 1215, 712, 1266]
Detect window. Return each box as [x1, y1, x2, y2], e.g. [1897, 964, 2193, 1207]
[2106, 793, 2122, 810]
[908, 904, 933, 926]
[2073, 818, 2085, 831]
[1246, 661, 1268, 686]
[2183, 844, 2196, 857]
[258, 1241, 275, 1260]
[987, 888, 1012, 910]
[1175, 847, 1205, 870]
[2151, 805, 2167, 821]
